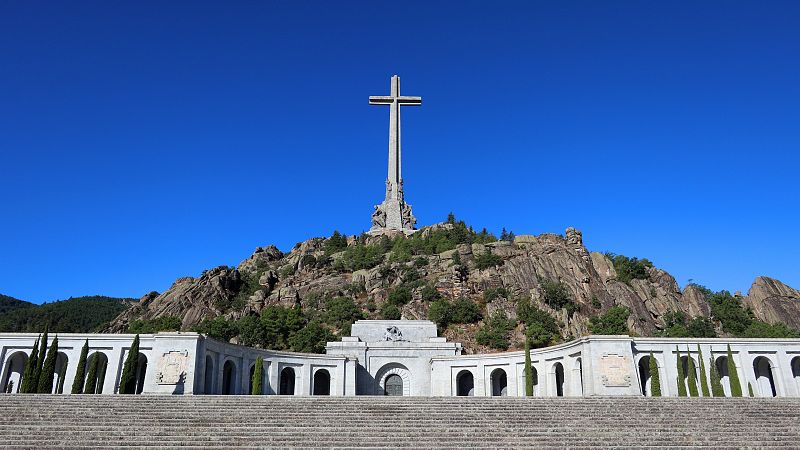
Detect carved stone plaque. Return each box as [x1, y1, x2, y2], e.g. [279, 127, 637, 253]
[156, 350, 189, 385]
[599, 353, 632, 387]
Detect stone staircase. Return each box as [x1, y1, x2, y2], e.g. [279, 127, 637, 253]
[1, 395, 799, 449]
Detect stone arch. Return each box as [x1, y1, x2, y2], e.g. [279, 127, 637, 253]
[456, 370, 474, 396]
[53, 352, 69, 394]
[313, 369, 331, 396]
[490, 368, 507, 397]
[135, 354, 147, 395]
[86, 352, 109, 394]
[248, 363, 256, 395]
[753, 356, 777, 397]
[528, 366, 539, 396]
[715, 356, 731, 396]
[679, 355, 699, 395]
[279, 367, 296, 395]
[1, 351, 28, 393]
[572, 358, 584, 396]
[375, 363, 410, 396]
[637, 355, 662, 396]
[222, 359, 237, 395]
[204, 355, 215, 394]
[553, 362, 565, 397]
[792, 356, 800, 393]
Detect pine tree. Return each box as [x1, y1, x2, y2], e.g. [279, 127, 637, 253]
[710, 357, 724, 397]
[251, 357, 264, 395]
[37, 336, 58, 394]
[697, 345, 710, 397]
[118, 335, 140, 394]
[56, 360, 68, 394]
[676, 347, 687, 397]
[727, 344, 743, 397]
[648, 352, 661, 397]
[524, 339, 533, 396]
[71, 340, 89, 394]
[84, 353, 99, 394]
[748, 382, 754, 397]
[32, 329, 49, 391]
[20, 337, 40, 393]
[687, 352, 699, 397]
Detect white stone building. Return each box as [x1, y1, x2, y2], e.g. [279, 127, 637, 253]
[2, 320, 800, 397]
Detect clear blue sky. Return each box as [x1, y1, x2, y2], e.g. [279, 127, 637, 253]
[1, 1, 798, 303]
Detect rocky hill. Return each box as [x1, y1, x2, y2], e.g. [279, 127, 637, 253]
[104, 219, 800, 353]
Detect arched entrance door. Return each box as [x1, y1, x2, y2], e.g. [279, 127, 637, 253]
[715, 356, 731, 396]
[491, 368, 507, 396]
[222, 360, 237, 395]
[1, 351, 27, 393]
[456, 370, 474, 396]
[638, 356, 651, 396]
[313, 369, 331, 395]
[554, 363, 565, 397]
[753, 356, 776, 397]
[280, 367, 295, 395]
[384, 374, 403, 396]
[53, 353, 68, 394]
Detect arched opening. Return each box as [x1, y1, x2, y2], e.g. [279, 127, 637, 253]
[279, 367, 295, 395]
[222, 360, 237, 395]
[204, 355, 214, 394]
[679, 356, 699, 395]
[53, 352, 69, 394]
[638, 356, 652, 396]
[573, 358, 584, 396]
[753, 356, 777, 397]
[384, 374, 403, 396]
[792, 357, 800, 392]
[248, 364, 255, 395]
[85, 352, 109, 394]
[1, 351, 28, 394]
[554, 362, 565, 397]
[456, 370, 474, 396]
[715, 356, 731, 396]
[490, 368, 507, 397]
[135, 354, 147, 395]
[313, 369, 331, 395]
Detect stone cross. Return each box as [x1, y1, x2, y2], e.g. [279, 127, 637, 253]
[368, 75, 420, 233]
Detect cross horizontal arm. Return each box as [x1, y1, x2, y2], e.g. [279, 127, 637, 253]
[369, 96, 422, 105]
[369, 96, 394, 105]
[397, 96, 422, 105]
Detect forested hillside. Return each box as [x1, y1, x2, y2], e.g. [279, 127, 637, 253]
[0, 295, 134, 333]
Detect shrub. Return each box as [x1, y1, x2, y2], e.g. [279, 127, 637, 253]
[450, 298, 482, 324]
[193, 317, 238, 342]
[540, 279, 574, 312]
[420, 285, 441, 302]
[474, 250, 503, 270]
[336, 242, 388, 271]
[660, 311, 716, 338]
[127, 316, 182, 334]
[300, 254, 317, 268]
[387, 287, 412, 306]
[70, 340, 89, 394]
[251, 357, 264, 395]
[649, 352, 661, 397]
[475, 312, 515, 350]
[413, 257, 429, 268]
[288, 321, 334, 353]
[687, 353, 699, 397]
[380, 303, 401, 320]
[604, 253, 653, 285]
[118, 335, 140, 394]
[676, 347, 687, 397]
[727, 344, 743, 397]
[428, 299, 452, 328]
[517, 299, 560, 348]
[324, 231, 348, 254]
[697, 345, 710, 397]
[483, 287, 508, 303]
[591, 296, 601, 309]
[710, 357, 724, 397]
[589, 306, 630, 335]
[324, 297, 365, 333]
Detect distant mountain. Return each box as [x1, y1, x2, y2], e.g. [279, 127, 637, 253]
[0, 295, 135, 333]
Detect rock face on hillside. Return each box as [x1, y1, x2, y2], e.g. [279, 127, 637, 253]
[104, 224, 800, 352]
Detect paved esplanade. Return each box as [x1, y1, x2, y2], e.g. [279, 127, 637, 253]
[369, 75, 419, 234]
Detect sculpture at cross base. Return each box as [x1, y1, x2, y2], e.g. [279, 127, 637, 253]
[368, 75, 420, 235]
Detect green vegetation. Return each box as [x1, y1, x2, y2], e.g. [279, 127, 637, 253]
[524, 340, 533, 396]
[71, 340, 89, 394]
[676, 347, 687, 397]
[324, 297, 364, 335]
[499, 228, 515, 242]
[192, 317, 238, 342]
[84, 353, 99, 394]
[517, 299, 560, 348]
[20, 338, 39, 392]
[127, 316, 182, 334]
[748, 382, 754, 397]
[334, 237, 392, 272]
[324, 231, 348, 255]
[475, 312, 515, 350]
[660, 311, 716, 338]
[540, 279, 578, 316]
[0, 294, 32, 315]
[0, 296, 133, 333]
[710, 357, 724, 397]
[427, 297, 482, 329]
[251, 357, 264, 395]
[483, 287, 508, 304]
[687, 353, 699, 397]
[474, 250, 503, 270]
[727, 344, 743, 397]
[380, 303, 401, 320]
[420, 284, 441, 302]
[689, 286, 800, 338]
[37, 336, 58, 394]
[387, 287, 412, 306]
[697, 345, 710, 397]
[604, 253, 653, 285]
[649, 352, 661, 397]
[589, 306, 630, 335]
[118, 335, 140, 394]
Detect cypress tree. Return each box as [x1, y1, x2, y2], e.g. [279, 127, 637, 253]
[251, 357, 264, 395]
[37, 336, 59, 394]
[676, 347, 687, 397]
[648, 352, 661, 397]
[118, 335, 140, 394]
[687, 352, 699, 397]
[96, 358, 107, 394]
[32, 329, 49, 391]
[6, 380, 14, 393]
[710, 357, 724, 397]
[727, 344, 743, 397]
[748, 382, 754, 397]
[524, 339, 533, 396]
[71, 340, 89, 394]
[697, 345, 710, 397]
[56, 360, 68, 394]
[84, 353, 99, 394]
[20, 337, 40, 393]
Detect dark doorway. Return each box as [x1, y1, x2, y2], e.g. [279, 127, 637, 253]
[384, 374, 403, 396]
[313, 369, 331, 395]
[280, 367, 295, 395]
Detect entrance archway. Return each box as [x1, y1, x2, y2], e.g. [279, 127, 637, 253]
[204, 355, 215, 394]
[490, 368, 507, 396]
[280, 367, 295, 395]
[85, 352, 108, 394]
[222, 360, 237, 395]
[554, 362, 565, 397]
[753, 356, 776, 397]
[384, 374, 403, 396]
[679, 356, 699, 395]
[1, 351, 27, 394]
[313, 369, 331, 395]
[456, 370, 474, 396]
[715, 356, 731, 396]
[53, 352, 69, 394]
[135, 354, 147, 394]
[792, 357, 800, 393]
[638, 356, 652, 396]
